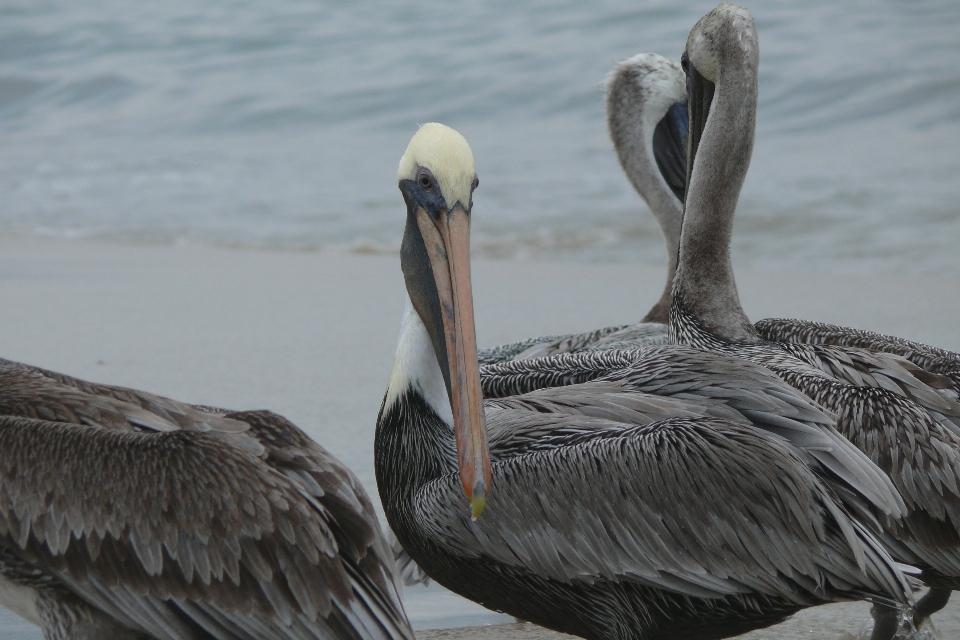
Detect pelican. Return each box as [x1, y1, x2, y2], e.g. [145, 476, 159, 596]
[376, 122, 915, 640]
[0, 359, 412, 638]
[477, 55, 688, 364]
[598, 54, 960, 404]
[670, 4, 960, 636]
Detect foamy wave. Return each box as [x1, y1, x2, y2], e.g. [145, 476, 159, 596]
[342, 238, 399, 255]
[472, 227, 624, 259]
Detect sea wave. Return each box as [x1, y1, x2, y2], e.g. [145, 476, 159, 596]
[0, 0, 957, 273]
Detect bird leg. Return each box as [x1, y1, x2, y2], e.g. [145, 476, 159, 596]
[868, 603, 900, 640]
[913, 587, 951, 629]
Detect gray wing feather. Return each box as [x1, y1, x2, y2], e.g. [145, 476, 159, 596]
[416, 416, 912, 606]
[478, 334, 569, 365]
[758, 319, 960, 439]
[775, 344, 960, 432]
[582, 323, 670, 351]
[225, 410, 411, 639]
[756, 318, 960, 375]
[482, 346, 906, 520]
[477, 323, 669, 365]
[0, 359, 264, 456]
[477, 325, 635, 365]
[0, 415, 412, 640]
[766, 364, 960, 579]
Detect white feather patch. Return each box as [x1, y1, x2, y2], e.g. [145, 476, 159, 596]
[384, 297, 454, 429]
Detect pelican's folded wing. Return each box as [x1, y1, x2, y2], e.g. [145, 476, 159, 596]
[415, 415, 911, 607]
[0, 358, 263, 456]
[0, 416, 412, 640]
[483, 346, 906, 520]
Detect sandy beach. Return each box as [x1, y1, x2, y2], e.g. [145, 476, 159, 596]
[0, 237, 958, 639]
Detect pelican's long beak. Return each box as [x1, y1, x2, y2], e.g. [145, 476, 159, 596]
[682, 51, 715, 200]
[416, 204, 492, 519]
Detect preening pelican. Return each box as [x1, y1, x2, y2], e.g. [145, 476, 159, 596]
[0, 360, 412, 639]
[376, 122, 914, 640]
[600, 56, 960, 414]
[670, 4, 960, 636]
[477, 55, 688, 364]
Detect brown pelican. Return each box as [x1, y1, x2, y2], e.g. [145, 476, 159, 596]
[0, 359, 412, 639]
[599, 54, 960, 410]
[603, 54, 960, 446]
[670, 4, 960, 636]
[376, 122, 915, 640]
[477, 55, 688, 364]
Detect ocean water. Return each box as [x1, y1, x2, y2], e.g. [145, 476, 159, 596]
[0, 1, 959, 637]
[0, 0, 958, 273]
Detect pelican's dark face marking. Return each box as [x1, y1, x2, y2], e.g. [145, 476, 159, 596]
[400, 166, 462, 227]
[653, 101, 689, 203]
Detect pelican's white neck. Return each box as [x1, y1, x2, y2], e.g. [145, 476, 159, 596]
[384, 296, 454, 428]
[606, 55, 685, 323]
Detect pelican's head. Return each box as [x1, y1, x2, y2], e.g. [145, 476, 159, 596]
[397, 123, 490, 519]
[681, 4, 758, 206]
[684, 3, 758, 86]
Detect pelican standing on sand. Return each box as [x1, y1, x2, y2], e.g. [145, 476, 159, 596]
[375, 122, 916, 640]
[670, 4, 960, 636]
[0, 359, 412, 639]
[477, 55, 688, 363]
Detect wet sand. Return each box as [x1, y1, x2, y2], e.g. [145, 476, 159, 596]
[0, 237, 958, 638]
[418, 598, 956, 639]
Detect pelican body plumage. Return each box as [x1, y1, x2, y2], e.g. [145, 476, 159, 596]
[669, 5, 960, 636]
[0, 361, 412, 638]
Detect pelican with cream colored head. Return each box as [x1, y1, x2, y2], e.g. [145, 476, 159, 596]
[386, 123, 490, 519]
[377, 120, 916, 640]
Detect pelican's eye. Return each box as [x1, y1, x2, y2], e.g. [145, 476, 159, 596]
[681, 52, 689, 74]
[418, 173, 433, 190]
[472, 175, 479, 191]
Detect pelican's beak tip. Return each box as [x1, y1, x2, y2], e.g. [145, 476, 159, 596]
[469, 479, 488, 520]
[470, 495, 486, 521]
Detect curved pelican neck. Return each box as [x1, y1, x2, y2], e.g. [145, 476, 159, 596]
[606, 57, 685, 324]
[674, 19, 759, 343]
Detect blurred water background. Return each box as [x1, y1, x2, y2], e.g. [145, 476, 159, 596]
[1, 0, 958, 273]
[1, 0, 960, 636]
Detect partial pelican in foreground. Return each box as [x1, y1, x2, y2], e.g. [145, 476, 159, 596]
[477, 55, 688, 364]
[376, 122, 914, 640]
[670, 4, 960, 637]
[0, 366, 412, 637]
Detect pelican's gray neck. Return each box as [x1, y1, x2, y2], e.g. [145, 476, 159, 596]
[674, 5, 760, 343]
[384, 297, 454, 429]
[606, 54, 685, 324]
